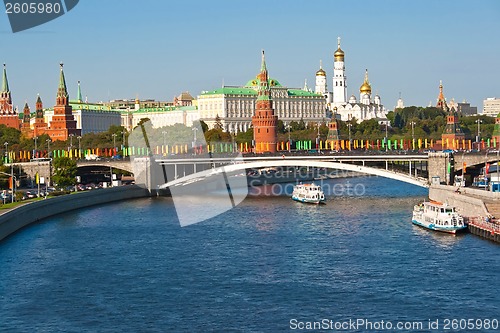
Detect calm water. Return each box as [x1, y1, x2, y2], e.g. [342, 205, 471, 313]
[1, 177, 499, 332]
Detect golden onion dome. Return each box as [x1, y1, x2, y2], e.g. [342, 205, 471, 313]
[360, 81, 371, 93]
[316, 68, 326, 76]
[359, 69, 371, 93]
[334, 47, 345, 61]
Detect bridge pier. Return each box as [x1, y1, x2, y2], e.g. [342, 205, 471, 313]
[428, 152, 454, 185]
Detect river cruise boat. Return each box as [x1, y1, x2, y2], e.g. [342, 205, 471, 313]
[291, 183, 325, 204]
[412, 201, 466, 234]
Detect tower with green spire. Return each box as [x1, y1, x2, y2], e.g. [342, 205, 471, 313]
[76, 80, 83, 103]
[47, 63, 81, 141]
[0, 63, 20, 129]
[1, 63, 13, 112]
[56, 62, 69, 106]
[252, 50, 278, 153]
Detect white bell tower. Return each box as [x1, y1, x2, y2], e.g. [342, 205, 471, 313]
[315, 60, 327, 95]
[332, 37, 347, 106]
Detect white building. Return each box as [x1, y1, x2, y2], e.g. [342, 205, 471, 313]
[122, 105, 199, 130]
[198, 69, 326, 132]
[334, 69, 387, 122]
[327, 38, 387, 123]
[483, 98, 500, 117]
[43, 82, 122, 134]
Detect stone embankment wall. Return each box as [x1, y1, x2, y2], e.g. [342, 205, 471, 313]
[0, 185, 149, 241]
[429, 185, 489, 217]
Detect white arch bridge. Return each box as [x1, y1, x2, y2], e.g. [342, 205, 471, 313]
[152, 155, 430, 190]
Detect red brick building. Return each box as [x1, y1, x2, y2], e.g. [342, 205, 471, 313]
[252, 51, 278, 153]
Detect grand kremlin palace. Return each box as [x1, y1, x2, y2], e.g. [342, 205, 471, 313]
[197, 78, 327, 133]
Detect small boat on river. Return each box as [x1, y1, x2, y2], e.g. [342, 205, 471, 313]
[412, 201, 466, 234]
[291, 183, 325, 204]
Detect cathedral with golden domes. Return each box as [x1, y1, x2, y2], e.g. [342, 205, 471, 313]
[314, 37, 388, 123]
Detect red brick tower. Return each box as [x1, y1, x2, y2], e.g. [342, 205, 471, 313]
[441, 109, 465, 144]
[252, 50, 278, 153]
[21, 102, 32, 136]
[33, 94, 48, 137]
[0, 63, 20, 129]
[47, 63, 80, 141]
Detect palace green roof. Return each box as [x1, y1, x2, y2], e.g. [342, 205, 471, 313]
[201, 86, 322, 98]
[70, 101, 118, 112]
[202, 87, 257, 96]
[129, 105, 198, 114]
[287, 89, 323, 97]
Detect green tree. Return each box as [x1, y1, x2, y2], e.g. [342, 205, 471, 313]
[214, 115, 224, 130]
[199, 120, 209, 133]
[52, 157, 77, 188]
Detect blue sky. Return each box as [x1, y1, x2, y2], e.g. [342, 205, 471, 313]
[1, 0, 499, 112]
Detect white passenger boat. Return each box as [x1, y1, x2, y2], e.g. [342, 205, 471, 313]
[412, 201, 467, 234]
[291, 183, 325, 204]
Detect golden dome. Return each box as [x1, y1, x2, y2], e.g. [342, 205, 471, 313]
[360, 81, 371, 93]
[316, 68, 326, 76]
[334, 47, 344, 61]
[359, 69, 371, 93]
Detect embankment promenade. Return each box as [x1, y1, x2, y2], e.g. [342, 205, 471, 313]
[0, 185, 150, 242]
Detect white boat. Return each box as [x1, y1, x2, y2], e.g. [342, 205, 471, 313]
[291, 183, 325, 204]
[412, 201, 467, 234]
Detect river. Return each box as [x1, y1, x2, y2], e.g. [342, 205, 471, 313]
[1, 176, 499, 332]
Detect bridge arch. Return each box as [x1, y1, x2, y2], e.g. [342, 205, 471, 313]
[160, 159, 428, 189]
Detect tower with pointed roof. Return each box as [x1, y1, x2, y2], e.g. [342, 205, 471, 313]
[441, 106, 465, 144]
[359, 69, 372, 105]
[46, 63, 81, 141]
[315, 60, 327, 96]
[0, 63, 21, 128]
[33, 94, 48, 137]
[21, 102, 31, 134]
[436, 80, 448, 111]
[327, 107, 341, 142]
[76, 80, 83, 103]
[332, 37, 347, 106]
[252, 50, 278, 153]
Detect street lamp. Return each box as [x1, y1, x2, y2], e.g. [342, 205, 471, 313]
[476, 119, 483, 146]
[33, 136, 38, 151]
[162, 131, 167, 147]
[287, 124, 291, 152]
[112, 133, 117, 149]
[77, 136, 82, 154]
[347, 122, 352, 149]
[68, 134, 74, 152]
[46, 139, 51, 158]
[317, 122, 321, 151]
[385, 121, 388, 152]
[0, 171, 15, 203]
[3, 142, 8, 163]
[410, 121, 416, 142]
[192, 127, 198, 148]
